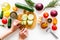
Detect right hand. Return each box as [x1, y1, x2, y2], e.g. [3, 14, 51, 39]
[19, 28, 28, 39]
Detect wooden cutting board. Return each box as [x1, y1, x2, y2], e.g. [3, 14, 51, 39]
[17, 11, 37, 30]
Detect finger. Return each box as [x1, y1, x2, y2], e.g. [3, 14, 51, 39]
[20, 28, 25, 32]
[23, 32, 28, 37]
[24, 28, 28, 33]
[13, 20, 21, 26]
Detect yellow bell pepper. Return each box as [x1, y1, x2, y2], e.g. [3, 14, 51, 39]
[3, 10, 10, 18]
[1, 2, 10, 11]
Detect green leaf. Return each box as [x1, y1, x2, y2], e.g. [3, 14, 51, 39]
[44, 0, 59, 9]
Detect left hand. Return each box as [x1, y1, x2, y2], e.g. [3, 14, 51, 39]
[11, 20, 21, 32]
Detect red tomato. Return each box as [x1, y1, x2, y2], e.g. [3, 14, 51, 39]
[2, 18, 7, 24]
[52, 25, 57, 31]
[43, 12, 49, 18]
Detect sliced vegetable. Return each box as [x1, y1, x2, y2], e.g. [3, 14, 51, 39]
[25, 0, 34, 7]
[2, 18, 7, 24]
[41, 22, 48, 29]
[27, 20, 33, 25]
[47, 18, 52, 23]
[10, 11, 17, 19]
[21, 21, 26, 25]
[12, 6, 18, 11]
[3, 10, 10, 18]
[28, 14, 34, 20]
[0, 11, 3, 19]
[1, 2, 10, 11]
[53, 18, 57, 25]
[8, 18, 12, 28]
[15, 3, 34, 12]
[22, 14, 28, 21]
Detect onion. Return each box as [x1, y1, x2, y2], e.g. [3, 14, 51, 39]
[35, 3, 43, 11]
[50, 10, 58, 17]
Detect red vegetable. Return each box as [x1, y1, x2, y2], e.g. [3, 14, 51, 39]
[2, 18, 7, 24]
[35, 3, 43, 11]
[43, 12, 49, 18]
[52, 25, 57, 31]
[50, 10, 58, 17]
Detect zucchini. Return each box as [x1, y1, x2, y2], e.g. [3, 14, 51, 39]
[0, 11, 3, 19]
[22, 14, 28, 21]
[28, 14, 34, 20]
[10, 11, 17, 19]
[8, 18, 12, 28]
[25, 0, 34, 7]
[15, 3, 34, 12]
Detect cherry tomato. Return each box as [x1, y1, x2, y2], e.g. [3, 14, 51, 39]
[52, 25, 57, 31]
[43, 12, 49, 18]
[2, 18, 7, 24]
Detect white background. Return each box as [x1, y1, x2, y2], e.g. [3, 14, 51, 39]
[0, 0, 60, 40]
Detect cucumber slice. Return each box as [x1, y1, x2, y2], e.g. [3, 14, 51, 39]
[21, 21, 27, 25]
[10, 11, 17, 19]
[22, 14, 27, 21]
[27, 20, 33, 25]
[28, 14, 34, 20]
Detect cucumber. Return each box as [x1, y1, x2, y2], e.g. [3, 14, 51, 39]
[15, 3, 34, 12]
[10, 11, 17, 19]
[0, 11, 3, 19]
[8, 18, 12, 28]
[25, 0, 34, 7]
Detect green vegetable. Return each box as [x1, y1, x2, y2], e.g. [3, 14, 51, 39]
[21, 21, 27, 25]
[27, 20, 33, 25]
[15, 3, 34, 12]
[22, 14, 28, 21]
[0, 11, 3, 19]
[10, 11, 17, 19]
[8, 18, 12, 28]
[28, 14, 34, 20]
[25, 0, 34, 7]
[44, 0, 58, 9]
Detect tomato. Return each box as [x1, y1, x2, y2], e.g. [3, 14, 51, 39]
[43, 12, 49, 18]
[52, 25, 57, 31]
[2, 18, 7, 24]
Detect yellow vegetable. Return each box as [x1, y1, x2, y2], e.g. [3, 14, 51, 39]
[3, 10, 10, 18]
[1, 2, 10, 11]
[12, 6, 18, 11]
[53, 18, 57, 25]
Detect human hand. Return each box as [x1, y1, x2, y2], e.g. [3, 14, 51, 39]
[10, 20, 21, 32]
[19, 28, 28, 40]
